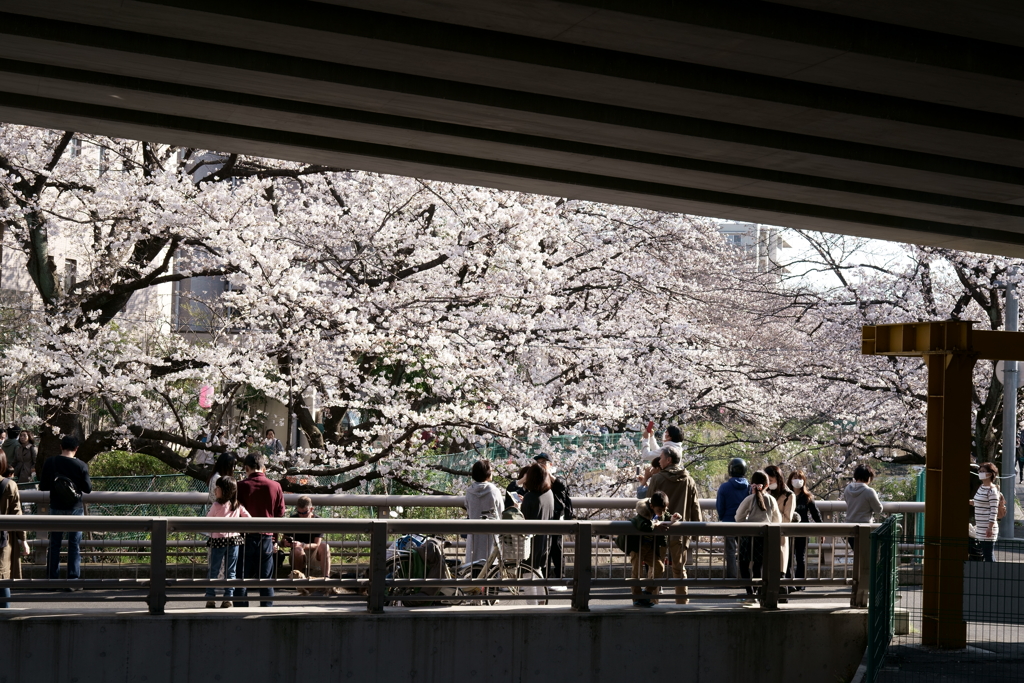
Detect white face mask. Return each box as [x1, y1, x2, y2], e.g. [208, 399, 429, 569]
[978, 472, 990, 480]
[768, 482, 778, 491]
[792, 479, 804, 490]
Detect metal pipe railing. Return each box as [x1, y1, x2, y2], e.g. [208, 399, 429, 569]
[17, 489, 924, 514]
[0, 516, 875, 614]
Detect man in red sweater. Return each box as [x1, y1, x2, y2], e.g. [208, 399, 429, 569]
[235, 452, 285, 607]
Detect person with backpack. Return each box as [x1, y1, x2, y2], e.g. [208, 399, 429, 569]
[0, 449, 30, 608]
[647, 444, 702, 604]
[39, 435, 92, 585]
[972, 462, 1004, 562]
[205, 476, 250, 608]
[617, 491, 680, 607]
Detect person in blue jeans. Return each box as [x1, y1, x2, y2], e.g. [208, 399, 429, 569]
[38, 435, 92, 587]
[235, 453, 284, 607]
[205, 476, 251, 608]
[716, 458, 750, 579]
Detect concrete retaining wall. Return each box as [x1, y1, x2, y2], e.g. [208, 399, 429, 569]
[0, 604, 866, 683]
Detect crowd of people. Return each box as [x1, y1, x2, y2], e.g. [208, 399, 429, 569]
[0, 421, 1013, 609]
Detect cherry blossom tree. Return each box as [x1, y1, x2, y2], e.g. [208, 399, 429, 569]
[1, 124, 770, 492]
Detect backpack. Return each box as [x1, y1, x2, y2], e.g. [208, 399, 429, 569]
[997, 492, 1007, 521]
[51, 474, 82, 510]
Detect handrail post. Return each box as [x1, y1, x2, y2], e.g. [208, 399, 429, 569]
[761, 525, 781, 610]
[367, 520, 388, 614]
[851, 525, 871, 608]
[147, 518, 168, 615]
[572, 522, 592, 612]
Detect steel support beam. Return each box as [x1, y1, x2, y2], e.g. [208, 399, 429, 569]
[921, 350, 974, 647]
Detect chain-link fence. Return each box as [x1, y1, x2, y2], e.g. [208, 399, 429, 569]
[873, 536, 1024, 683]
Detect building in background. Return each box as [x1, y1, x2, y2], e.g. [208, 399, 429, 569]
[717, 221, 789, 272]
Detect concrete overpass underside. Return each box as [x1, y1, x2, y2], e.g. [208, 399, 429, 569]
[0, 1, 1023, 255]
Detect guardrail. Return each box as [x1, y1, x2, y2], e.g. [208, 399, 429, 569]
[18, 490, 924, 514]
[0, 516, 876, 615]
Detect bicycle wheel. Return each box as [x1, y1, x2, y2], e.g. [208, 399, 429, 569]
[482, 561, 549, 606]
[384, 554, 417, 606]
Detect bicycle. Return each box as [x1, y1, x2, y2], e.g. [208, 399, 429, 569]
[385, 535, 464, 606]
[456, 532, 548, 605]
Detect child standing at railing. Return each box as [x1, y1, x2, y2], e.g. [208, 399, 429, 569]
[206, 476, 250, 608]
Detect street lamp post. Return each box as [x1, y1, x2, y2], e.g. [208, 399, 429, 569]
[1001, 271, 1018, 540]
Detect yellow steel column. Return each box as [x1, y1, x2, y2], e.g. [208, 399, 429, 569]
[921, 350, 974, 648]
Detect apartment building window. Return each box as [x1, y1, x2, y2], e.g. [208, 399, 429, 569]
[70, 137, 82, 158]
[98, 146, 108, 176]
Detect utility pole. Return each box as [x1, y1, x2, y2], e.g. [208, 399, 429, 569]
[1001, 269, 1018, 540]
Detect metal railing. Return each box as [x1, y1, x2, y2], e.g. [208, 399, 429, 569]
[866, 514, 902, 683]
[0, 515, 876, 615]
[18, 489, 924, 514]
[14, 493, 918, 586]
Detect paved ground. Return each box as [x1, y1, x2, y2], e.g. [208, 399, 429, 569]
[0, 585, 853, 614]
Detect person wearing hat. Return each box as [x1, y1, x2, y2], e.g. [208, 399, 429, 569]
[534, 454, 574, 591]
[647, 444, 702, 604]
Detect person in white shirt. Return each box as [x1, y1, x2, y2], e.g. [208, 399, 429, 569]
[972, 462, 1002, 562]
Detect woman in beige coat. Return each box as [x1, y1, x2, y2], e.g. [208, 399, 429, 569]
[764, 465, 796, 577]
[0, 451, 29, 608]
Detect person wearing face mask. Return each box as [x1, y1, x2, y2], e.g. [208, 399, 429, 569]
[787, 469, 821, 591]
[763, 465, 795, 598]
[972, 463, 1003, 562]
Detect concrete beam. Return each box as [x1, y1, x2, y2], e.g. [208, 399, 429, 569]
[5, 92, 1024, 254]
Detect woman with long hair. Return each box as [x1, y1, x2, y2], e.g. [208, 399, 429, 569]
[207, 452, 237, 504]
[205, 475, 250, 608]
[787, 469, 821, 590]
[735, 471, 781, 600]
[764, 464, 796, 591]
[521, 463, 554, 574]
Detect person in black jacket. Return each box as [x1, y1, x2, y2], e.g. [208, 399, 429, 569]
[787, 469, 821, 591]
[504, 465, 530, 509]
[534, 454, 574, 589]
[39, 435, 92, 584]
